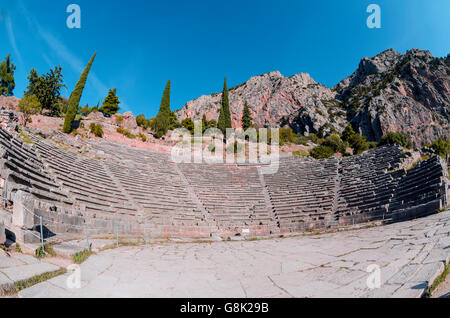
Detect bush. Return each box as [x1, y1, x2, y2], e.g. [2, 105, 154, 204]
[138, 132, 147, 142]
[116, 116, 124, 126]
[310, 145, 335, 159]
[89, 123, 103, 138]
[18, 95, 41, 127]
[35, 243, 56, 258]
[341, 125, 369, 155]
[309, 133, 322, 144]
[279, 127, 297, 146]
[379, 132, 413, 149]
[321, 134, 347, 154]
[181, 118, 194, 134]
[116, 127, 135, 139]
[15, 243, 22, 253]
[429, 138, 450, 159]
[72, 249, 93, 264]
[136, 114, 146, 127]
[292, 150, 308, 158]
[349, 134, 369, 155]
[295, 135, 311, 146]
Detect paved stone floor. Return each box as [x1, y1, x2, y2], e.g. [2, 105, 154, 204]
[18, 211, 450, 298]
[0, 253, 59, 295]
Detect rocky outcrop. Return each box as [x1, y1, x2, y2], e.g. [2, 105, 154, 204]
[176, 48, 449, 146]
[176, 71, 346, 136]
[335, 49, 450, 146]
[112, 111, 138, 130]
[0, 96, 19, 112]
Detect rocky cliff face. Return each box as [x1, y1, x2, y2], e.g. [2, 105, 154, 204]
[176, 48, 449, 146]
[335, 48, 450, 146]
[176, 71, 346, 136]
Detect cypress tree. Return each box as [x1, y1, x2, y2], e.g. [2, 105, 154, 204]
[218, 77, 232, 134]
[241, 101, 252, 130]
[202, 114, 208, 132]
[63, 52, 96, 133]
[154, 80, 171, 138]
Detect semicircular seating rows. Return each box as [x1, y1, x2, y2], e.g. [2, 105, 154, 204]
[0, 127, 447, 239]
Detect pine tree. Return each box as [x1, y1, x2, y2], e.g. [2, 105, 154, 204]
[24, 69, 40, 97]
[99, 88, 120, 117]
[63, 53, 96, 133]
[154, 80, 171, 138]
[218, 77, 232, 134]
[241, 101, 252, 130]
[0, 54, 16, 96]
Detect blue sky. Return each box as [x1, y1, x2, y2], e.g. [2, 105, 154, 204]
[0, 0, 449, 117]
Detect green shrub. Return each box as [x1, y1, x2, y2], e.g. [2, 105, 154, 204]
[15, 243, 22, 253]
[136, 114, 146, 127]
[379, 132, 413, 149]
[349, 134, 369, 155]
[321, 134, 347, 154]
[295, 135, 310, 146]
[89, 123, 103, 138]
[310, 145, 335, 159]
[181, 118, 194, 134]
[292, 150, 309, 158]
[138, 132, 147, 142]
[341, 125, 369, 155]
[309, 133, 322, 144]
[429, 138, 450, 159]
[35, 243, 56, 258]
[18, 94, 41, 127]
[279, 127, 297, 146]
[116, 116, 124, 126]
[72, 249, 93, 264]
[116, 127, 136, 139]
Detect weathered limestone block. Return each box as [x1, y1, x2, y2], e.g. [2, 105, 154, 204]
[0, 220, 5, 244]
[13, 227, 40, 244]
[12, 191, 35, 229]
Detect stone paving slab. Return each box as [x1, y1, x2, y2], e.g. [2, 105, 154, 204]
[1, 263, 59, 283]
[18, 211, 450, 298]
[0, 252, 61, 295]
[51, 242, 85, 258]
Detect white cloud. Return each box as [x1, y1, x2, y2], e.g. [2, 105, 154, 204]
[4, 14, 24, 68]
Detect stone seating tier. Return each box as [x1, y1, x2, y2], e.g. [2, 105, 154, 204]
[0, 128, 447, 239]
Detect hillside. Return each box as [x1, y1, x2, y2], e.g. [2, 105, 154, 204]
[176, 49, 450, 146]
[335, 48, 450, 146]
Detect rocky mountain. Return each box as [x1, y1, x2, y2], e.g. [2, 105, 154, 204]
[176, 48, 450, 146]
[335, 48, 449, 146]
[176, 71, 346, 136]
